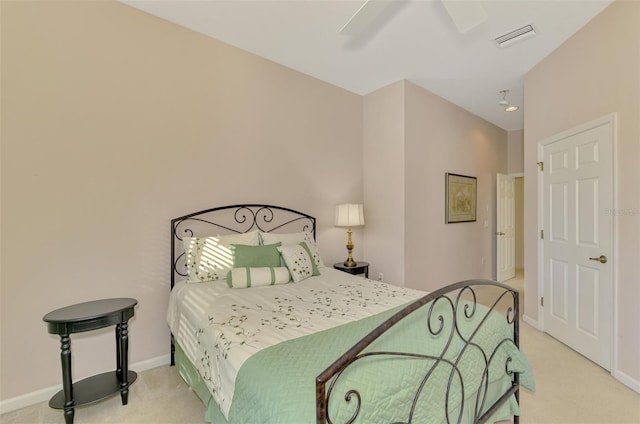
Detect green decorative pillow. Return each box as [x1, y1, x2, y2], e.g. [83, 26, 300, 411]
[227, 267, 291, 288]
[277, 242, 320, 283]
[183, 231, 260, 283]
[232, 243, 282, 268]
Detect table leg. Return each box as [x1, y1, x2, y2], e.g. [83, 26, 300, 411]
[59, 334, 74, 424]
[115, 324, 122, 379]
[117, 321, 130, 405]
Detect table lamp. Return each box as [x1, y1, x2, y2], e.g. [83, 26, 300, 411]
[334, 204, 365, 267]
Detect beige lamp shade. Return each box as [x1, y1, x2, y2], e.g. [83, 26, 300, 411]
[334, 204, 365, 227]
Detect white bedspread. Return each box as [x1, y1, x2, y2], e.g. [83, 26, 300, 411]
[167, 267, 424, 419]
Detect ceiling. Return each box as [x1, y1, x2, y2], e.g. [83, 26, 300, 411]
[120, 0, 612, 131]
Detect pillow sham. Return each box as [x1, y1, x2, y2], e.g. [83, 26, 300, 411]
[227, 267, 291, 288]
[260, 230, 324, 267]
[218, 230, 260, 246]
[231, 243, 281, 268]
[277, 242, 320, 283]
[182, 230, 260, 283]
[260, 231, 306, 246]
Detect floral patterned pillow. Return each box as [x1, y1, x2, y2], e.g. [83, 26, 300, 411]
[277, 242, 320, 283]
[260, 230, 324, 268]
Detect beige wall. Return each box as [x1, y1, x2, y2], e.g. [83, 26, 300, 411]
[524, 0, 639, 388]
[362, 81, 406, 284]
[404, 82, 507, 290]
[362, 81, 508, 291]
[507, 129, 524, 174]
[1, 1, 363, 402]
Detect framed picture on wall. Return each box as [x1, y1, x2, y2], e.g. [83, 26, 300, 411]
[445, 173, 477, 223]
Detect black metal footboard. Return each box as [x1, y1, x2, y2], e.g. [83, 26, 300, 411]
[316, 279, 520, 424]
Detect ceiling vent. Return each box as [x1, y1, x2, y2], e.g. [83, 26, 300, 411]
[494, 24, 537, 48]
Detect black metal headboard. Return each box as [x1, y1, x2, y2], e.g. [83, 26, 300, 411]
[170, 204, 316, 290]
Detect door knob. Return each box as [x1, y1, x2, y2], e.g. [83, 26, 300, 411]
[589, 255, 608, 264]
[496, 232, 505, 236]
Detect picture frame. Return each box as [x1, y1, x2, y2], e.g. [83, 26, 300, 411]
[445, 173, 477, 223]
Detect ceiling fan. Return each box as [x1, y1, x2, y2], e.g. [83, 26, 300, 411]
[340, 0, 487, 35]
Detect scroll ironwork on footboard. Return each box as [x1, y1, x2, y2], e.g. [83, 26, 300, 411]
[316, 279, 520, 424]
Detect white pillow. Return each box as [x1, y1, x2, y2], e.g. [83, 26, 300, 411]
[183, 230, 260, 283]
[227, 267, 291, 288]
[277, 243, 317, 283]
[261, 230, 324, 267]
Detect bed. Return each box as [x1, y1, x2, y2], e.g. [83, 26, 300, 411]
[169, 204, 534, 424]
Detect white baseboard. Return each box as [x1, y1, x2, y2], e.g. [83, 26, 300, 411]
[132, 354, 171, 372]
[614, 368, 640, 394]
[0, 354, 171, 415]
[522, 314, 539, 329]
[0, 385, 62, 416]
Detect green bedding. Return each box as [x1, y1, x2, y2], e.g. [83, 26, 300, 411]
[178, 298, 534, 424]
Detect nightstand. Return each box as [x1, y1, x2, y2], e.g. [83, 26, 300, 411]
[43, 298, 138, 424]
[333, 261, 369, 278]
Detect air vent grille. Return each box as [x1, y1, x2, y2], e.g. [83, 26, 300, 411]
[494, 24, 536, 48]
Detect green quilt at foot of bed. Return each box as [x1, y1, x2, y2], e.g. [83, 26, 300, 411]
[227, 300, 534, 424]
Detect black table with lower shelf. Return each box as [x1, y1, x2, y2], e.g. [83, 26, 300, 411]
[43, 298, 138, 424]
[333, 261, 369, 278]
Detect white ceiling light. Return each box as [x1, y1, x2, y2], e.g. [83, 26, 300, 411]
[499, 90, 510, 106]
[498, 90, 519, 112]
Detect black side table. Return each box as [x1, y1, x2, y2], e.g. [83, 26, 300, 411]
[43, 298, 138, 424]
[334, 261, 369, 278]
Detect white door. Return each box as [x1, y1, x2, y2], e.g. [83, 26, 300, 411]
[496, 174, 515, 282]
[541, 117, 613, 370]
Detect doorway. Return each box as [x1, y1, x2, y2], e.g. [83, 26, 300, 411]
[497, 174, 525, 282]
[496, 174, 525, 310]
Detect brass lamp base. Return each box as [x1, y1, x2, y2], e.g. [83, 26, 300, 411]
[343, 257, 357, 267]
[343, 227, 357, 267]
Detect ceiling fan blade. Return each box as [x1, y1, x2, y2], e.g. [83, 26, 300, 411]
[339, 0, 394, 35]
[441, 0, 487, 33]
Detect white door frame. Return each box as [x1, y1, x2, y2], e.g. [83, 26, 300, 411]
[537, 113, 617, 375]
